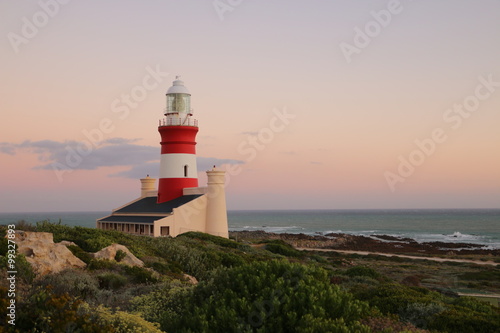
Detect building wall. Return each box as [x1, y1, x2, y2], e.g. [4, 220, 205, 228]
[154, 194, 208, 237]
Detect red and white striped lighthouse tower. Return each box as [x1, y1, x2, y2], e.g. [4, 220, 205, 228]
[157, 76, 199, 203]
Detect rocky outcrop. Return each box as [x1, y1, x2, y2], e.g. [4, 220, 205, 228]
[92, 243, 144, 267]
[14, 231, 86, 276]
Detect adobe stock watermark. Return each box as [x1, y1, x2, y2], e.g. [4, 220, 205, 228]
[51, 65, 169, 182]
[228, 106, 296, 184]
[384, 74, 500, 192]
[212, 0, 244, 21]
[7, 0, 73, 54]
[178, 106, 296, 223]
[339, 0, 413, 64]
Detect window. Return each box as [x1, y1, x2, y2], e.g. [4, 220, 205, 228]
[184, 164, 188, 177]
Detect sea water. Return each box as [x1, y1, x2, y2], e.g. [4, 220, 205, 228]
[0, 209, 499, 249]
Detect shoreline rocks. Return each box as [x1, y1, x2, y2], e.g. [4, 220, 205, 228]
[230, 230, 500, 256]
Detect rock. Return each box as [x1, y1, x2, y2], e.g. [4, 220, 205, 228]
[92, 244, 144, 267]
[58, 240, 77, 247]
[183, 274, 198, 285]
[14, 231, 86, 276]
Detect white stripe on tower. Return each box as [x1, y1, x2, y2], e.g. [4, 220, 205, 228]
[159, 154, 198, 178]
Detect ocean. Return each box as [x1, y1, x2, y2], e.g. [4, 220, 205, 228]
[1, 209, 499, 249]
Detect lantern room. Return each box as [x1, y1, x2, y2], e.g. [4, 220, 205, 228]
[165, 76, 191, 115]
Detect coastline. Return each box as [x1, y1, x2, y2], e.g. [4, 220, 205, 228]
[230, 230, 500, 258]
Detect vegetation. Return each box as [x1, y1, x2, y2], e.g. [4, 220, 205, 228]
[0, 221, 499, 332]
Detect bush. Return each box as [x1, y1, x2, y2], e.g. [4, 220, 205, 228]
[35, 222, 154, 257]
[130, 280, 190, 323]
[15, 220, 36, 231]
[178, 231, 249, 250]
[123, 266, 158, 284]
[98, 272, 128, 290]
[355, 283, 444, 316]
[146, 259, 183, 276]
[9, 254, 35, 284]
[15, 286, 112, 332]
[87, 258, 117, 271]
[37, 269, 100, 301]
[263, 240, 303, 257]
[67, 245, 93, 264]
[452, 296, 498, 315]
[345, 266, 382, 280]
[78, 303, 163, 333]
[400, 302, 445, 328]
[159, 260, 370, 332]
[429, 307, 500, 333]
[115, 249, 127, 262]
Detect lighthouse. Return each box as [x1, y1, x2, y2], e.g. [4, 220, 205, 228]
[157, 76, 199, 203]
[97, 76, 229, 238]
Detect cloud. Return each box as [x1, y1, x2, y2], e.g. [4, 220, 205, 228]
[197, 157, 244, 172]
[2, 138, 244, 179]
[310, 161, 322, 165]
[110, 162, 160, 179]
[0, 142, 16, 155]
[110, 157, 244, 179]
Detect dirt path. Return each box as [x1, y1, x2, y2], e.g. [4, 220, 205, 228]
[296, 248, 498, 266]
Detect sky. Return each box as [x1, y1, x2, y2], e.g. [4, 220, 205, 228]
[1, 0, 499, 212]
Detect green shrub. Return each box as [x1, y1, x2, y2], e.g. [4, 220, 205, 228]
[115, 249, 127, 262]
[131, 280, 190, 323]
[400, 302, 445, 328]
[15, 220, 36, 231]
[67, 245, 93, 264]
[14, 254, 35, 284]
[0, 253, 35, 285]
[147, 260, 183, 276]
[0, 236, 9, 256]
[178, 231, 249, 250]
[429, 307, 500, 333]
[87, 258, 117, 271]
[15, 286, 112, 332]
[35, 222, 154, 257]
[123, 266, 158, 284]
[37, 269, 100, 301]
[355, 283, 444, 316]
[78, 303, 163, 333]
[460, 269, 500, 282]
[159, 260, 370, 332]
[263, 240, 303, 257]
[98, 272, 128, 290]
[452, 296, 498, 316]
[345, 266, 382, 280]
[84, 235, 113, 252]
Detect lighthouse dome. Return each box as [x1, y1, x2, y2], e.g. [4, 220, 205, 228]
[166, 76, 190, 95]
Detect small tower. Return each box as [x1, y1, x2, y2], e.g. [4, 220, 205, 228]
[206, 166, 229, 238]
[157, 77, 199, 203]
[140, 175, 156, 197]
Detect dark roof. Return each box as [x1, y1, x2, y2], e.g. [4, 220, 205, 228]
[97, 215, 165, 223]
[114, 195, 202, 214]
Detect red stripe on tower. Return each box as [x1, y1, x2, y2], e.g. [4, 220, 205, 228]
[157, 76, 199, 203]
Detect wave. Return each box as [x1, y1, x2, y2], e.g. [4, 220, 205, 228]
[232, 225, 305, 233]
